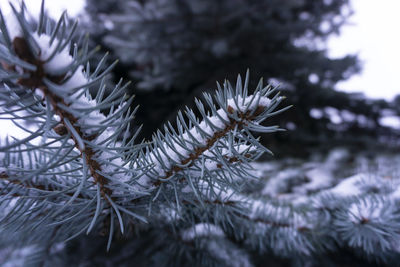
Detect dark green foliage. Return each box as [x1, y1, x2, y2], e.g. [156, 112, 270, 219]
[84, 0, 399, 154]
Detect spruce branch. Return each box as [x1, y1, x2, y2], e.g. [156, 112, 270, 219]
[137, 73, 288, 188]
[1, 26, 124, 207]
[0, 3, 146, 249]
[12, 37, 112, 199]
[151, 107, 263, 184]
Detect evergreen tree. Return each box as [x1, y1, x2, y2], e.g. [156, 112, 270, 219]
[84, 0, 399, 155]
[1, 2, 400, 266]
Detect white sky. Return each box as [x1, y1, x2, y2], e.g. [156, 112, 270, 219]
[0, 0, 84, 17]
[0, 0, 399, 102]
[328, 0, 400, 101]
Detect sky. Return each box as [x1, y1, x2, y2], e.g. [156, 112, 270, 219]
[328, 0, 400, 101]
[0, 0, 84, 17]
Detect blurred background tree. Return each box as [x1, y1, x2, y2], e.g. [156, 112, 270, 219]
[83, 0, 399, 157]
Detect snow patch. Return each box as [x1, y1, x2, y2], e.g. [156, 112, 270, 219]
[341, 110, 356, 122]
[295, 168, 332, 193]
[227, 93, 271, 113]
[325, 107, 342, 124]
[267, 77, 295, 91]
[181, 223, 225, 241]
[206, 239, 252, 267]
[262, 168, 303, 196]
[328, 173, 365, 197]
[159, 206, 180, 222]
[62, 66, 88, 90]
[379, 115, 400, 130]
[310, 108, 323, 119]
[33, 33, 73, 74]
[348, 198, 384, 223]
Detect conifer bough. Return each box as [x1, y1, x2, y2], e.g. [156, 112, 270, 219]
[1, 2, 400, 266]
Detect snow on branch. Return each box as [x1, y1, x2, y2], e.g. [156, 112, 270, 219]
[136, 72, 288, 192]
[0, 3, 147, 248]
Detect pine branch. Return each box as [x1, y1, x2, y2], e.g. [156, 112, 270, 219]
[0, 170, 91, 200]
[10, 36, 113, 198]
[154, 104, 266, 185]
[0, 5, 147, 251]
[183, 198, 311, 231]
[137, 73, 288, 195]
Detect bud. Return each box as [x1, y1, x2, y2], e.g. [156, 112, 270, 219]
[53, 124, 68, 135]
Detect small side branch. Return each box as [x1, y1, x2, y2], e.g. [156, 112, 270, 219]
[0, 171, 88, 199]
[154, 105, 265, 185]
[11, 37, 112, 199]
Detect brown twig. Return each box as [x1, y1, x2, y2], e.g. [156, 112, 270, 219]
[153, 105, 265, 186]
[10, 37, 112, 199]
